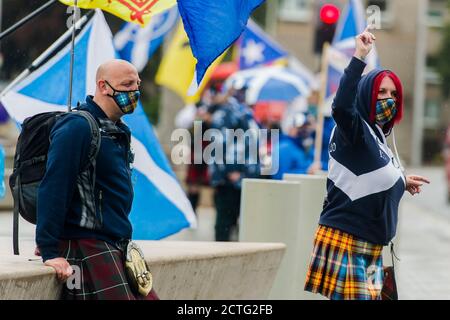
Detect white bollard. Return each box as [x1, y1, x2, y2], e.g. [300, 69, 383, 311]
[239, 175, 327, 300]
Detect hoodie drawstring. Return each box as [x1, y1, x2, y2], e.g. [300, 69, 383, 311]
[391, 128, 405, 173]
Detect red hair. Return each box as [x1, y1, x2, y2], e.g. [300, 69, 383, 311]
[369, 71, 403, 131]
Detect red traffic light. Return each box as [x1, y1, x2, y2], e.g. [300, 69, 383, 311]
[320, 4, 340, 25]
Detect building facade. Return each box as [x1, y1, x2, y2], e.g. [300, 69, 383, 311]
[275, 0, 449, 165]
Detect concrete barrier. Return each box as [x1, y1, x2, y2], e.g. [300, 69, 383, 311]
[239, 175, 327, 300]
[0, 241, 285, 300]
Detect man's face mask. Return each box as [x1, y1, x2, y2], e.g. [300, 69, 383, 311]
[375, 98, 397, 126]
[105, 80, 140, 114]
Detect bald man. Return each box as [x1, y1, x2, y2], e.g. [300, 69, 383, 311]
[36, 59, 157, 300]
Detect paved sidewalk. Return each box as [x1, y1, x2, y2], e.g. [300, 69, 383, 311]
[404, 166, 449, 219]
[396, 201, 450, 299]
[1, 167, 449, 299]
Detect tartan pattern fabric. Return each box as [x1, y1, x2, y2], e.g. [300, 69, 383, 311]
[59, 239, 159, 300]
[113, 91, 140, 114]
[375, 98, 397, 125]
[304, 225, 384, 300]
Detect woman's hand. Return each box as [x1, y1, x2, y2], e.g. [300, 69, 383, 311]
[405, 175, 430, 196]
[354, 27, 376, 60]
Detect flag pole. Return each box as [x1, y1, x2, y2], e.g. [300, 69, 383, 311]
[0, 0, 58, 41]
[67, 0, 79, 112]
[0, 12, 93, 99]
[313, 42, 330, 172]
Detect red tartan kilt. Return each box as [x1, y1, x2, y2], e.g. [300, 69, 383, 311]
[59, 239, 159, 300]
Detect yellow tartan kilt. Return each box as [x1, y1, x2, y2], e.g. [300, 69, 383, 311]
[304, 225, 384, 300]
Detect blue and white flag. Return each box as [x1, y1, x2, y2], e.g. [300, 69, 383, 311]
[332, 0, 379, 67]
[177, 0, 265, 92]
[0, 10, 196, 239]
[323, 0, 379, 116]
[114, 6, 179, 72]
[238, 20, 288, 70]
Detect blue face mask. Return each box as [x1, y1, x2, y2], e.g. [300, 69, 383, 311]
[105, 81, 140, 114]
[375, 98, 397, 126]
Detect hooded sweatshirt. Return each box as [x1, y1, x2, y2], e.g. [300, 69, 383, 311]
[319, 57, 406, 245]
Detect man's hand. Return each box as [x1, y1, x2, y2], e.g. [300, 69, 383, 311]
[406, 175, 430, 196]
[354, 27, 376, 61]
[44, 257, 73, 282]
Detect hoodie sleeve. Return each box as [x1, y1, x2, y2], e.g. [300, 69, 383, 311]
[331, 57, 367, 142]
[36, 114, 91, 262]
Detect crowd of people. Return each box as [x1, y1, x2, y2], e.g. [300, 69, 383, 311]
[176, 73, 333, 242]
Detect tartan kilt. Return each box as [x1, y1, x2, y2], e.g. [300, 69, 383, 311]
[59, 239, 159, 300]
[304, 225, 384, 300]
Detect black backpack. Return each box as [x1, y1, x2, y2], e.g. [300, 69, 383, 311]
[9, 110, 101, 255]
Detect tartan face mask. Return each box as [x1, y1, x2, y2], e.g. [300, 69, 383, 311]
[105, 81, 140, 114]
[375, 98, 397, 126]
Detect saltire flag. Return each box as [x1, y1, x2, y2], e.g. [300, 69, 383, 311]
[59, 0, 177, 26]
[155, 21, 226, 104]
[237, 19, 288, 70]
[114, 6, 179, 72]
[176, 0, 265, 94]
[322, 0, 379, 116]
[0, 10, 196, 239]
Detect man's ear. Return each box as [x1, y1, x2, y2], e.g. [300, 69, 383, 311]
[98, 80, 108, 95]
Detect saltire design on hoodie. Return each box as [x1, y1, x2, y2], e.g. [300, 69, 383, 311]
[319, 57, 406, 245]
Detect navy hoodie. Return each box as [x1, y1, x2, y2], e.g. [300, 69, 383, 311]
[36, 96, 133, 261]
[319, 57, 406, 245]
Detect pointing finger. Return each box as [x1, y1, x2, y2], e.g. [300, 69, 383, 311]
[415, 176, 430, 184]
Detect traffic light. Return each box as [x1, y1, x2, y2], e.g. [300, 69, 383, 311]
[314, 3, 340, 54]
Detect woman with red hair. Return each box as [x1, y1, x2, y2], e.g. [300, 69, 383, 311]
[304, 28, 430, 300]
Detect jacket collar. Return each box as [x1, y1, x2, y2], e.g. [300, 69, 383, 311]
[81, 95, 131, 136]
[83, 95, 109, 120]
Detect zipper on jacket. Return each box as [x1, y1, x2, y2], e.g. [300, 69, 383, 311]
[98, 189, 103, 226]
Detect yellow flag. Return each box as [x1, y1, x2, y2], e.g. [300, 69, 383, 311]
[59, 0, 176, 26]
[156, 22, 226, 104]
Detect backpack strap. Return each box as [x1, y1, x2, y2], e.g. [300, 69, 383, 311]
[75, 110, 101, 171]
[72, 110, 102, 230]
[13, 174, 20, 255]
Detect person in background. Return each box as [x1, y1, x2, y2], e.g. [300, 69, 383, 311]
[207, 85, 260, 241]
[271, 112, 315, 180]
[303, 90, 336, 174]
[175, 100, 212, 214]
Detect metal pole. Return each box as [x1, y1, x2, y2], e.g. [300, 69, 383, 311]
[314, 42, 329, 167]
[67, 0, 79, 112]
[265, 0, 279, 36]
[0, 0, 58, 42]
[411, 0, 428, 167]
